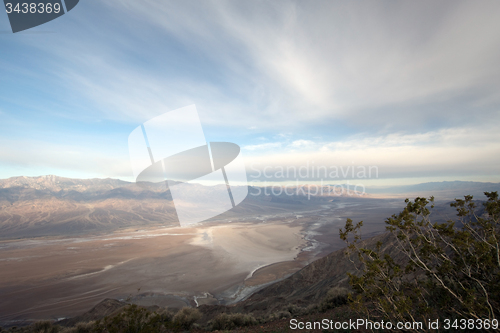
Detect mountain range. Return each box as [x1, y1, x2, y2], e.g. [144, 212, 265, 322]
[0, 176, 498, 239]
[0, 176, 323, 239]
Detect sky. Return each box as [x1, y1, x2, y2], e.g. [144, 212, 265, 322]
[0, 0, 499, 186]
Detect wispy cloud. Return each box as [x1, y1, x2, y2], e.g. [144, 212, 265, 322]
[321, 126, 500, 151]
[243, 142, 283, 151]
[289, 140, 316, 149]
[100, 0, 500, 131]
[14, 0, 500, 130]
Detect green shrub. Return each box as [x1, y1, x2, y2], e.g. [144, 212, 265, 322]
[340, 191, 500, 331]
[154, 308, 174, 325]
[267, 310, 291, 322]
[209, 313, 257, 330]
[304, 303, 318, 314]
[318, 287, 349, 312]
[28, 321, 59, 333]
[74, 322, 95, 333]
[94, 304, 166, 333]
[286, 304, 306, 316]
[58, 322, 95, 333]
[172, 307, 201, 330]
[14, 306, 176, 333]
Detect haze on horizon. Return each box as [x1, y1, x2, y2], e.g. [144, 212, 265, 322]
[1, 0, 499, 186]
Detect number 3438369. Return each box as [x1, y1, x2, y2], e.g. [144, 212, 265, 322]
[5, 2, 61, 14]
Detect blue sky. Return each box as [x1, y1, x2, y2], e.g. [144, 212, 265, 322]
[1, 0, 499, 185]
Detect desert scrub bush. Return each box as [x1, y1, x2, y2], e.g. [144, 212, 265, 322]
[267, 310, 291, 322]
[63, 321, 96, 333]
[24, 321, 59, 333]
[304, 303, 319, 315]
[171, 307, 201, 331]
[340, 192, 500, 331]
[285, 304, 306, 316]
[94, 304, 165, 333]
[209, 313, 257, 331]
[318, 287, 349, 312]
[76, 321, 96, 333]
[57, 321, 95, 333]
[154, 308, 174, 322]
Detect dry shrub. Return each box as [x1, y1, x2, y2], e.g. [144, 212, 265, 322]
[172, 307, 201, 330]
[58, 321, 94, 333]
[267, 310, 291, 322]
[24, 321, 59, 333]
[318, 287, 349, 311]
[209, 313, 257, 331]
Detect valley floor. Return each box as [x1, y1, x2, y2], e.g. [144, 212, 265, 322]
[0, 197, 409, 327]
